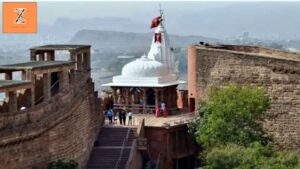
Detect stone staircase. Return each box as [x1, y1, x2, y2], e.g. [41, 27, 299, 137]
[86, 126, 137, 169]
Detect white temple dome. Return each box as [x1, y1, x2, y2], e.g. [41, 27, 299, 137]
[102, 14, 185, 87]
[122, 55, 168, 78]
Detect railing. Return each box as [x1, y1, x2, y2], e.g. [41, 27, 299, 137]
[155, 153, 161, 169]
[131, 112, 197, 127]
[136, 118, 145, 137]
[125, 119, 145, 169]
[113, 104, 155, 114]
[115, 127, 131, 169]
[162, 112, 197, 127]
[113, 104, 181, 115]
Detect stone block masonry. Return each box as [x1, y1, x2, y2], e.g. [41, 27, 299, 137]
[188, 44, 300, 150]
[0, 81, 103, 169]
[0, 44, 103, 169]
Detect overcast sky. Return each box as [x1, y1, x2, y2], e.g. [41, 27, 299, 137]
[37, 1, 235, 25]
[1, 1, 299, 39]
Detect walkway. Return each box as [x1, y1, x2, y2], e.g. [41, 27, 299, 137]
[133, 112, 196, 127]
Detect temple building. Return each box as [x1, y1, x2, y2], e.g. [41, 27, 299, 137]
[103, 14, 184, 115]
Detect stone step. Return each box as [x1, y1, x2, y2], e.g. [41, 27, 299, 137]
[86, 127, 137, 169]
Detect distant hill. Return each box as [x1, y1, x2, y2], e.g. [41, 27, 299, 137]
[168, 2, 300, 39]
[69, 29, 219, 52]
[49, 17, 149, 40]
[0, 17, 151, 50]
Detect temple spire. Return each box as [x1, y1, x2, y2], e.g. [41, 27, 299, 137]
[147, 8, 175, 75]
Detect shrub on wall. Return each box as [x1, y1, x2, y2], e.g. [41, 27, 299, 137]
[205, 142, 300, 169]
[48, 160, 78, 169]
[188, 84, 300, 168]
[189, 85, 270, 149]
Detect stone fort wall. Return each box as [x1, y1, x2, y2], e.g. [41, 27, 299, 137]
[0, 79, 103, 169]
[188, 45, 300, 150]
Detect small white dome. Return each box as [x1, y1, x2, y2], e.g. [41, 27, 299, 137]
[122, 55, 168, 77]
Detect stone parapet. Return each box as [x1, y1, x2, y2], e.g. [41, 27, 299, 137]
[0, 79, 103, 169]
[188, 44, 300, 150]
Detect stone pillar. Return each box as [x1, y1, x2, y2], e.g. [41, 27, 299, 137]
[59, 71, 64, 92]
[69, 69, 75, 84]
[29, 72, 36, 106]
[112, 88, 117, 104]
[39, 52, 45, 61]
[30, 50, 37, 61]
[30, 86, 35, 107]
[69, 50, 76, 61]
[154, 88, 159, 109]
[59, 68, 69, 92]
[64, 68, 70, 91]
[86, 49, 91, 70]
[82, 52, 87, 71]
[5, 72, 12, 80]
[160, 88, 164, 102]
[25, 88, 33, 108]
[5, 72, 13, 97]
[8, 91, 17, 112]
[76, 53, 82, 71]
[117, 88, 125, 105]
[143, 88, 147, 113]
[21, 70, 26, 80]
[43, 73, 51, 101]
[125, 88, 129, 107]
[47, 51, 55, 61]
[166, 87, 171, 108]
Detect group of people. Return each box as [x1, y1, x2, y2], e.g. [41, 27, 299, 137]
[155, 101, 168, 117]
[106, 108, 133, 126]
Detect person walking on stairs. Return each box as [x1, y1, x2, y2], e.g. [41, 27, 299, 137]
[121, 109, 127, 125]
[128, 110, 133, 126]
[107, 109, 113, 124]
[118, 109, 123, 125]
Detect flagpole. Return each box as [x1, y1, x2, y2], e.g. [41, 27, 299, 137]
[159, 3, 164, 27]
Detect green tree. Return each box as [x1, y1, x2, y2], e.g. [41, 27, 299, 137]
[190, 85, 270, 148]
[48, 160, 78, 169]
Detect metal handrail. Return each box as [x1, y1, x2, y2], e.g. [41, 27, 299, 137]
[115, 128, 131, 169]
[155, 153, 161, 169]
[34, 95, 44, 104]
[34, 80, 59, 104]
[51, 80, 59, 89]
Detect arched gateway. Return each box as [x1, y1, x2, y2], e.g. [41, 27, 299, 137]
[103, 14, 183, 115]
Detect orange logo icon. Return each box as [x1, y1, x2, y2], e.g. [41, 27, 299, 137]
[3, 2, 37, 33]
[14, 8, 27, 24]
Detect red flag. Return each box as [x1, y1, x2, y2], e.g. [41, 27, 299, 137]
[150, 16, 161, 29]
[155, 105, 160, 117]
[154, 33, 162, 43]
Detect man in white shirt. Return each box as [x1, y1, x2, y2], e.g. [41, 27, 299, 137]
[128, 111, 133, 126]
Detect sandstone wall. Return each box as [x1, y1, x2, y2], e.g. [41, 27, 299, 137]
[0, 80, 103, 169]
[188, 45, 300, 150]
